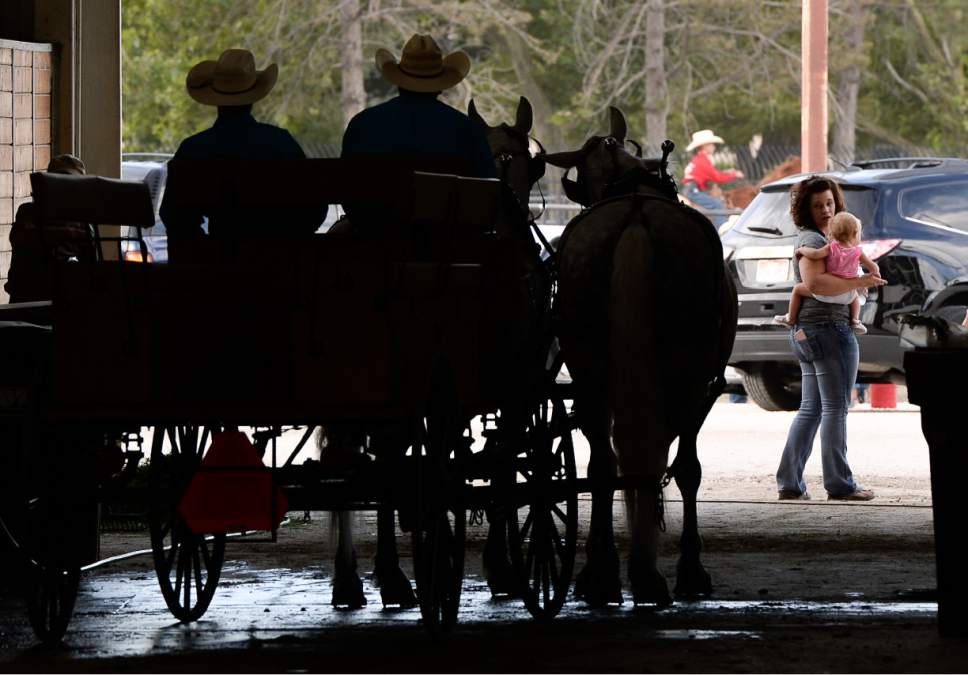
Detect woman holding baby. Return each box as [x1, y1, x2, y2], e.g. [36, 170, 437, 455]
[775, 176, 888, 502]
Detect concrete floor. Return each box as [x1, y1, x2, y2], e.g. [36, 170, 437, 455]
[2, 400, 966, 672]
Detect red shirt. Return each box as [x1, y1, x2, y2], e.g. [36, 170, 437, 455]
[683, 151, 738, 191]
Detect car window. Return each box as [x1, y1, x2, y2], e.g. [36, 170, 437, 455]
[899, 181, 968, 232]
[735, 185, 877, 237]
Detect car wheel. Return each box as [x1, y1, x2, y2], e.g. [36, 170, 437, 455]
[741, 363, 802, 412]
[932, 303, 968, 325]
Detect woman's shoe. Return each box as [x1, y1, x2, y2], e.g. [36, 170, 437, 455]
[851, 320, 868, 335]
[827, 488, 875, 501]
[772, 314, 793, 328]
[778, 489, 810, 500]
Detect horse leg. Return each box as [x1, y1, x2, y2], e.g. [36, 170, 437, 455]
[614, 412, 673, 607]
[671, 430, 712, 598]
[332, 510, 366, 608]
[373, 505, 417, 607]
[574, 404, 623, 607]
[482, 423, 518, 597]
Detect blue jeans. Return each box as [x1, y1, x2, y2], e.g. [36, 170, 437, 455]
[685, 184, 727, 227]
[776, 321, 860, 496]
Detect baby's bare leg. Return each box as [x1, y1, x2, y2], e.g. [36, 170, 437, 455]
[849, 296, 861, 323]
[787, 283, 809, 323]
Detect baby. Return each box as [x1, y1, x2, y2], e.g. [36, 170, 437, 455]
[773, 212, 878, 335]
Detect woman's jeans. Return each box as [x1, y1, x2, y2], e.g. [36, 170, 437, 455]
[684, 183, 727, 227]
[776, 321, 860, 496]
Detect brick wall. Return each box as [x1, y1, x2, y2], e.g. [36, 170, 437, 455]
[0, 41, 52, 303]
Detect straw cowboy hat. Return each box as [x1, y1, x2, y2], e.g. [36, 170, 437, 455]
[186, 49, 278, 106]
[375, 34, 470, 93]
[686, 129, 725, 152]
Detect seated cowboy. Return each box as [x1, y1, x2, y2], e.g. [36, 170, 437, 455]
[681, 128, 744, 228]
[339, 34, 496, 231]
[159, 48, 325, 242]
[4, 154, 96, 304]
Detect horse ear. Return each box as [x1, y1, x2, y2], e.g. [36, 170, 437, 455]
[514, 96, 533, 134]
[468, 99, 489, 130]
[608, 106, 627, 143]
[544, 150, 582, 169]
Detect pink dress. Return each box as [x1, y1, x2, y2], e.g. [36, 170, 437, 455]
[825, 241, 862, 279]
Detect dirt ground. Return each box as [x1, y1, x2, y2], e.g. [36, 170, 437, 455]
[3, 399, 965, 672]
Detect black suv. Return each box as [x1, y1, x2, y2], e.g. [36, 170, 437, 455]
[722, 157, 968, 411]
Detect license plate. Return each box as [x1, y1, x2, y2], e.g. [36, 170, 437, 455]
[755, 258, 790, 284]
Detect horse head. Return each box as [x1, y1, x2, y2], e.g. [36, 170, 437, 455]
[469, 96, 546, 211]
[544, 106, 674, 207]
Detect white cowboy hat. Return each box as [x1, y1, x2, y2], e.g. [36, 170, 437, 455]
[375, 34, 470, 93]
[186, 49, 278, 106]
[686, 129, 725, 152]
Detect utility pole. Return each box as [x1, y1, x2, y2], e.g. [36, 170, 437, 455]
[801, 0, 828, 172]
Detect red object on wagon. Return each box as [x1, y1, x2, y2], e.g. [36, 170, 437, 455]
[178, 431, 288, 534]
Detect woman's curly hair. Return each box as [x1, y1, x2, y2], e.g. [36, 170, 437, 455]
[790, 175, 845, 230]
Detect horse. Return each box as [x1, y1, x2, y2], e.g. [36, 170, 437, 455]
[468, 96, 554, 597]
[543, 107, 737, 605]
[723, 155, 802, 210]
[322, 97, 551, 607]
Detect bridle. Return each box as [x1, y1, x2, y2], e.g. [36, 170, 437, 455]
[562, 137, 678, 206]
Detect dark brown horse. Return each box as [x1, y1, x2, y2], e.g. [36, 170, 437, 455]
[544, 108, 737, 605]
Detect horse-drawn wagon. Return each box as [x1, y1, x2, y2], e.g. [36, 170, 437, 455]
[0, 151, 579, 642]
[1, 102, 736, 645]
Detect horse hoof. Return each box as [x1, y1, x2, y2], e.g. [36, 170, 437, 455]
[573, 564, 623, 607]
[629, 566, 673, 608]
[332, 574, 367, 609]
[629, 557, 673, 607]
[673, 563, 713, 598]
[484, 558, 519, 598]
[374, 566, 417, 608]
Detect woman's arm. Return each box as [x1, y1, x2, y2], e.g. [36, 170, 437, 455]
[799, 256, 885, 295]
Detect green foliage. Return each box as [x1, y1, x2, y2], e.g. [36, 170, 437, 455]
[122, 0, 968, 156]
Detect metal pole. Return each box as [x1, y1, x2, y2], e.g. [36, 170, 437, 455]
[801, 0, 828, 173]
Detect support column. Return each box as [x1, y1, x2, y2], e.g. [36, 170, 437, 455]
[801, 0, 828, 173]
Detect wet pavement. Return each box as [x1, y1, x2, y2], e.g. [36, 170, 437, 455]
[1, 561, 961, 673]
[2, 402, 965, 671]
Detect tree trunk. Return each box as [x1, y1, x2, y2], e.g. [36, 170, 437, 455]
[832, 0, 866, 164]
[643, 0, 669, 153]
[340, 0, 366, 127]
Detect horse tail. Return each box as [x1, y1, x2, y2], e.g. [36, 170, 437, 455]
[608, 217, 664, 537]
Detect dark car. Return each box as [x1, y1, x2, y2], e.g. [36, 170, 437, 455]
[722, 157, 968, 411]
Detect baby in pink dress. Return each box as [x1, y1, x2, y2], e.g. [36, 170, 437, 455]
[774, 212, 879, 335]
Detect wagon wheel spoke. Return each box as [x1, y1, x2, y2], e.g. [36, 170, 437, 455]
[508, 394, 579, 621]
[149, 424, 226, 623]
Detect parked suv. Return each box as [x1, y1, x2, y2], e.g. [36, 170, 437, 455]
[722, 157, 968, 411]
[120, 153, 172, 263]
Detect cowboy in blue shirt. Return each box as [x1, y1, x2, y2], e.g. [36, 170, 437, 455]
[341, 35, 496, 179]
[160, 49, 325, 239]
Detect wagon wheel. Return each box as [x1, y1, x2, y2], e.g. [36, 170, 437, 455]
[507, 388, 579, 621]
[1, 419, 89, 644]
[148, 425, 226, 622]
[26, 564, 81, 644]
[411, 375, 468, 635]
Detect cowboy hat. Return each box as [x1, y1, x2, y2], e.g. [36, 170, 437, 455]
[186, 49, 278, 106]
[375, 34, 470, 93]
[686, 129, 725, 152]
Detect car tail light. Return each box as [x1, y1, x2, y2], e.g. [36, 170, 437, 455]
[859, 239, 902, 261]
[124, 250, 153, 263]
